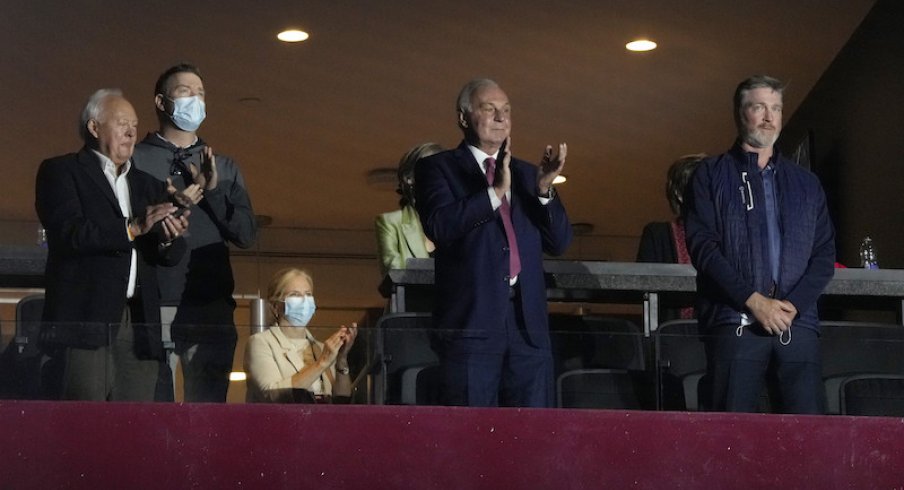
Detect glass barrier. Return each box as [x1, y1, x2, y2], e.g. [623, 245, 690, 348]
[3, 314, 903, 417]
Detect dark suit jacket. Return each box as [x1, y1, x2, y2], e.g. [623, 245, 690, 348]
[636, 221, 678, 263]
[34, 147, 186, 357]
[414, 141, 572, 348]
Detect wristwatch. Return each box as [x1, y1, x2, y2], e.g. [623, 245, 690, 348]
[336, 366, 350, 375]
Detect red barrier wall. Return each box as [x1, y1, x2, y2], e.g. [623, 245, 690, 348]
[1, 401, 902, 489]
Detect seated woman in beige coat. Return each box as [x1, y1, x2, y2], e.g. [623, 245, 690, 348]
[245, 268, 357, 403]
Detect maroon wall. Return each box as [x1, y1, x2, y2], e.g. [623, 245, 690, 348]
[1, 401, 903, 489]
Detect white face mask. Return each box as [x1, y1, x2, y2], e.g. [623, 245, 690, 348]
[168, 95, 206, 132]
[284, 296, 316, 327]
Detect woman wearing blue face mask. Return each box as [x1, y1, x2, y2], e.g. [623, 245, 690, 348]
[244, 267, 358, 403]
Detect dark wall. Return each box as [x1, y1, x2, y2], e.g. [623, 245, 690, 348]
[781, 0, 904, 268]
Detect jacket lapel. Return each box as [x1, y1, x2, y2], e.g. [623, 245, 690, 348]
[400, 206, 428, 258]
[77, 147, 121, 212]
[453, 142, 489, 189]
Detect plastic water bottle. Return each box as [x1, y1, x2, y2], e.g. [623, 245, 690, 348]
[36, 226, 47, 248]
[859, 236, 879, 269]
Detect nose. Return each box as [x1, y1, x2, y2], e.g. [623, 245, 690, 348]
[763, 108, 773, 122]
[494, 108, 507, 121]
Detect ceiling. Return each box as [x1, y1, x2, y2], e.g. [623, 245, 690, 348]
[0, 1, 876, 260]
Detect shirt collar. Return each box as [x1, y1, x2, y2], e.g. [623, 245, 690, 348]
[467, 144, 499, 167]
[92, 149, 131, 177]
[154, 131, 199, 149]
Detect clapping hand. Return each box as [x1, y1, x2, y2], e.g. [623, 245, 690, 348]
[189, 145, 218, 191]
[337, 323, 358, 356]
[537, 143, 567, 196]
[167, 177, 203, 208]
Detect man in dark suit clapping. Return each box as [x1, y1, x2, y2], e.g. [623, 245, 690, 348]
[415, 79, 572, 407]
[35, 89, 190, 401]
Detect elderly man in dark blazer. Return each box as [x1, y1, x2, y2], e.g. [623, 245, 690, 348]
[415, 79, 572, 407]
[35, 89, 190, 401]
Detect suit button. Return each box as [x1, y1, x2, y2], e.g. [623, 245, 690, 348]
[503, 246, 509, 252]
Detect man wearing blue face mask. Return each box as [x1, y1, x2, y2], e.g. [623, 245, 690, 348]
[132, 63, 258, 403]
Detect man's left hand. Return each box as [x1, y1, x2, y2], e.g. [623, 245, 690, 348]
[189, 146, 218, 191]
[162, 210, 190, 242]
[538, 143, 567, 196]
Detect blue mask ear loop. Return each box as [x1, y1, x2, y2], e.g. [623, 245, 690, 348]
[779, 328, 792, 346]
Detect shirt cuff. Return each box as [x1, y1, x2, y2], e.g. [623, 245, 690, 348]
[487, 187, 502, 210]
[538, 187, 555, 205]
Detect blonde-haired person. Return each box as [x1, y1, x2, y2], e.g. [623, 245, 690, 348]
[244, 268, 357, 403]
[375, 142, 444, 276]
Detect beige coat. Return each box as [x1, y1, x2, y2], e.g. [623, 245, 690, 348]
[244, 327, 334, 403]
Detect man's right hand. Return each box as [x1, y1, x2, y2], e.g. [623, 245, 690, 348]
[745, 291, 797, 334]
[167, 177, 203, 207]
[494, 136, 512, 199]
[130, 203, 178, 237]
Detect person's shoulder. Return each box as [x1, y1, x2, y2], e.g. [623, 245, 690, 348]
[249, 328, 279, 345]
[39, 150, 89, 176]
[210, 150, 242, 175]
[41, 151, 80, 167]
[641, 221, 671, 234]
[419, 148, 455, 165]
[691, 152, 734, 179]
[133, 134, 168, 153]
[377, 209, 403, 224]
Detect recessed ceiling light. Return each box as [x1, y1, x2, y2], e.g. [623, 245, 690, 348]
[278, 29, 309, 43]
[553, 174, 567, 185]
[625, 39, 657, 52]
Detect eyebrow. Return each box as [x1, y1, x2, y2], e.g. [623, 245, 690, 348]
[172, 83, 204, 91]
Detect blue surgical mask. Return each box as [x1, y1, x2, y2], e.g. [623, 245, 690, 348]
[168, 95, 206, 132]
[284, 296, 316, 327]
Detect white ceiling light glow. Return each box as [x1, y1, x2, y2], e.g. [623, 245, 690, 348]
[625, 39, 657, 52]
[278, 29, 309, 42]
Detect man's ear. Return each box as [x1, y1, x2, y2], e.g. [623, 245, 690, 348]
[458, 111, 468, 129]
[154, 94, 167, 112]
[86, 119, 100, 139]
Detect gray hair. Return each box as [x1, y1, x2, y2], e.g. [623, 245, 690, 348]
[79, 88, 123, 142]
[456, 78, 499, 115]
[733, 75, 785, 128]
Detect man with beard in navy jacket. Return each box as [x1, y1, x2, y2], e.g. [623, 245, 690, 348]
[684, 75, 835, 413]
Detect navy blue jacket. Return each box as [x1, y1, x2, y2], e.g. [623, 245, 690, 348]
[684, 144, 835, 332]
[415, 141, 572, 348]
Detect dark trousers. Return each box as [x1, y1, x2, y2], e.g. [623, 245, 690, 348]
[440, 291, 553, 408]
[62, 306, 160, 401]
[161, 300, 237, 403]
[709, 324, 824, 414]
[173, 336, 237, 402]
